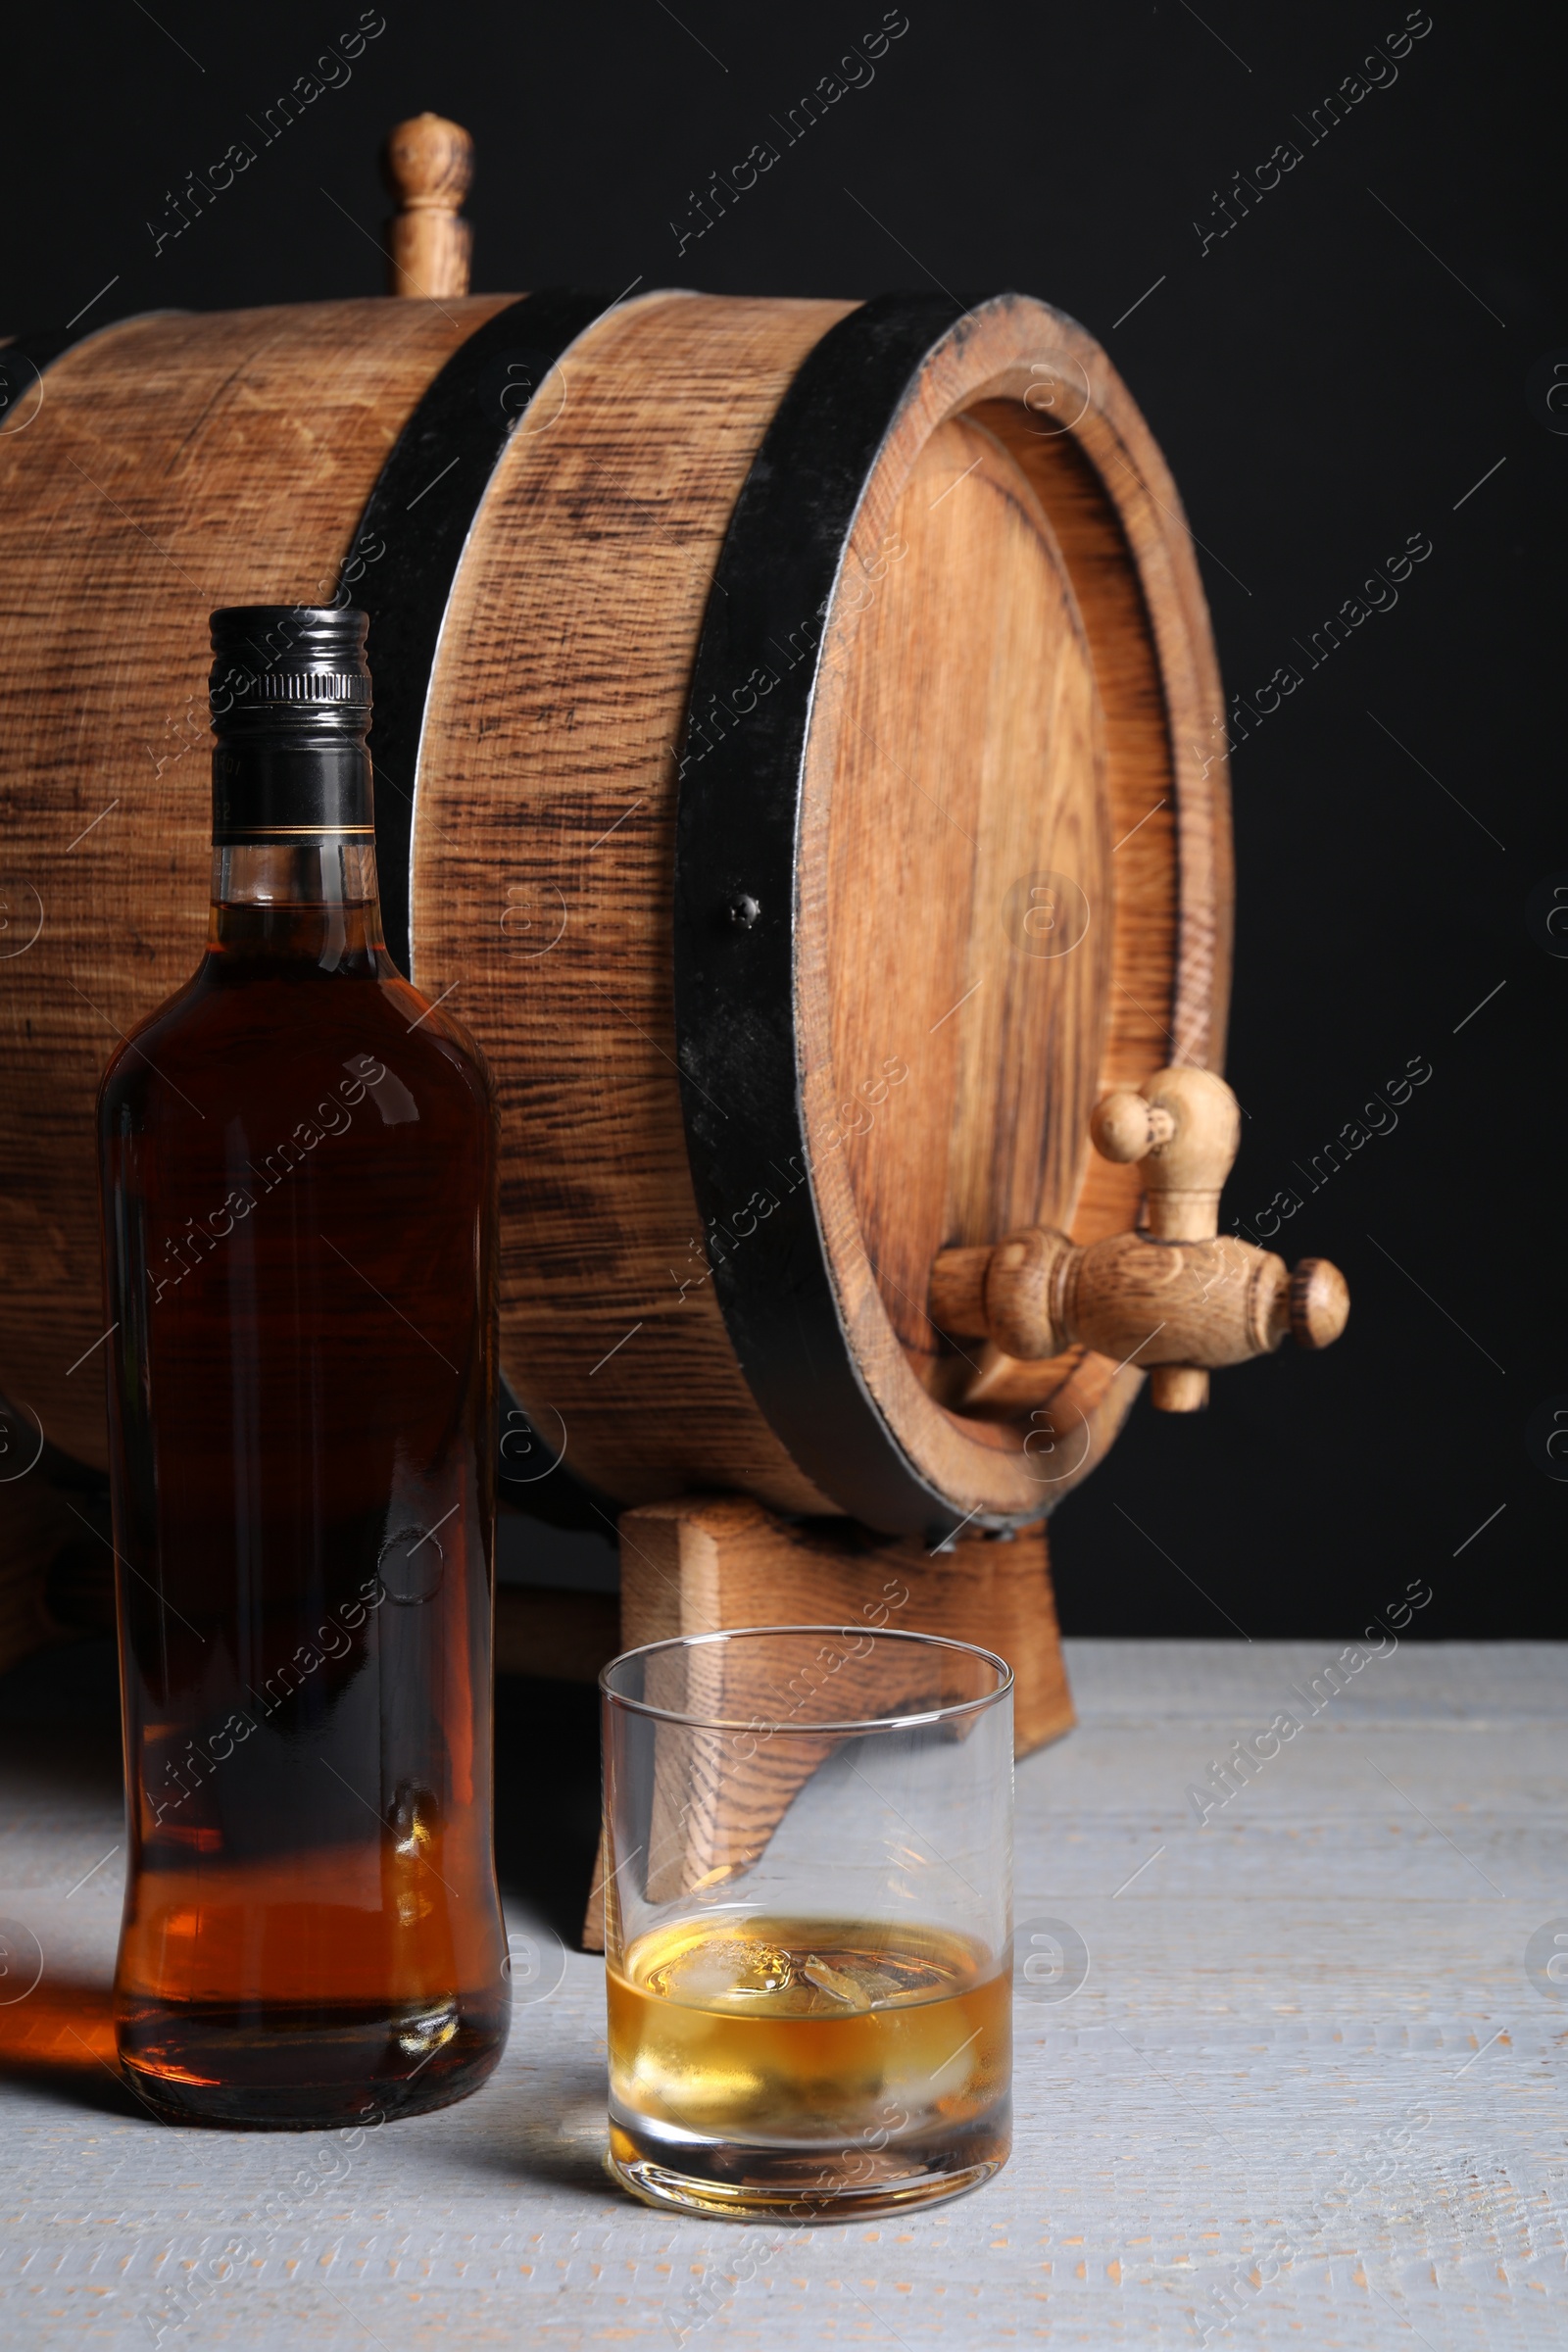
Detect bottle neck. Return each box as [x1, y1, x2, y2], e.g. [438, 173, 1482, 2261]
[209, 731, 384, 968]
[209, 845, 386, 967]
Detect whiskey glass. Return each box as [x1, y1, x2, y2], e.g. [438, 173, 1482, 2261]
[601, 1626, 1012, 2219]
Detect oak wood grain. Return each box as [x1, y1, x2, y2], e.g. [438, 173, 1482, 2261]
[796, 300, 1230, 1518]
[0, 287, 1230, 1560]
[824, 416, 1108, 1368]
[0, 298, 514, 1472]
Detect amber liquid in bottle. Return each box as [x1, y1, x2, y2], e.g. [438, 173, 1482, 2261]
[97, 607, 508, 2127]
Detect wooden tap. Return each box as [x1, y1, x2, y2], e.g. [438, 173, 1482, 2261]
[381, 114, 473, 298]
[930, 1068, 1348, 1414]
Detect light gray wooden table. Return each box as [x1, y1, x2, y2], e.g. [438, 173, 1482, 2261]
[1, 1638, 1562, 2348]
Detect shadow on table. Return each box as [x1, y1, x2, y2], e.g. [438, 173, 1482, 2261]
[465, 2055, 618, 2194]
[0, 1644, 605, 2133]
[0, 1637, 142, 2117]
[0, 1970, 147, 2119]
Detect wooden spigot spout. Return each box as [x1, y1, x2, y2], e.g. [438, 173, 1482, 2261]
[381, 114, 473, 298]
[930, 1068, 1349, 1415]
[1089, 1066, 1238, 1243]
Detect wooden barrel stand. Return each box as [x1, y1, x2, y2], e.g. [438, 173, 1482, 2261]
[579, 1494, 1072, 1949]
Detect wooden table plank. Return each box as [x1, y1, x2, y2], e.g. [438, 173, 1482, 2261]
[0, 1638, 1562, 2347]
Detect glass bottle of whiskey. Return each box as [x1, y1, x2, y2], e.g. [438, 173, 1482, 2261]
[97, 606, 508, 2127]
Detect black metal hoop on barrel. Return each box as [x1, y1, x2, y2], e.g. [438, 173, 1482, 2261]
[341, 287, 618, 1528]
[672, 289, 1014, 1545]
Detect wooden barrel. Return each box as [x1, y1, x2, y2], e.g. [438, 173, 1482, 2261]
[0, 287, 1228, 1541]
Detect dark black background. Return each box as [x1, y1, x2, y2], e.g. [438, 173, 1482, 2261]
[10, 0, 1561, 1638]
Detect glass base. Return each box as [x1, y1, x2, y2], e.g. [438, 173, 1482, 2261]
[607, 2105, 1009, 2221]
[116, 1994, 507, 2131]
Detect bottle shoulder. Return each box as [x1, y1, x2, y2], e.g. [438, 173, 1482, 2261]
[97, 968, 208, 1116]
[97, 958, 495, 1145]
[385, 974, 497, 1113]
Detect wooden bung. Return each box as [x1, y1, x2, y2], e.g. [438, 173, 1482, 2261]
[931, 1068, 1349, 1413]
[382, 113, 473, 298]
